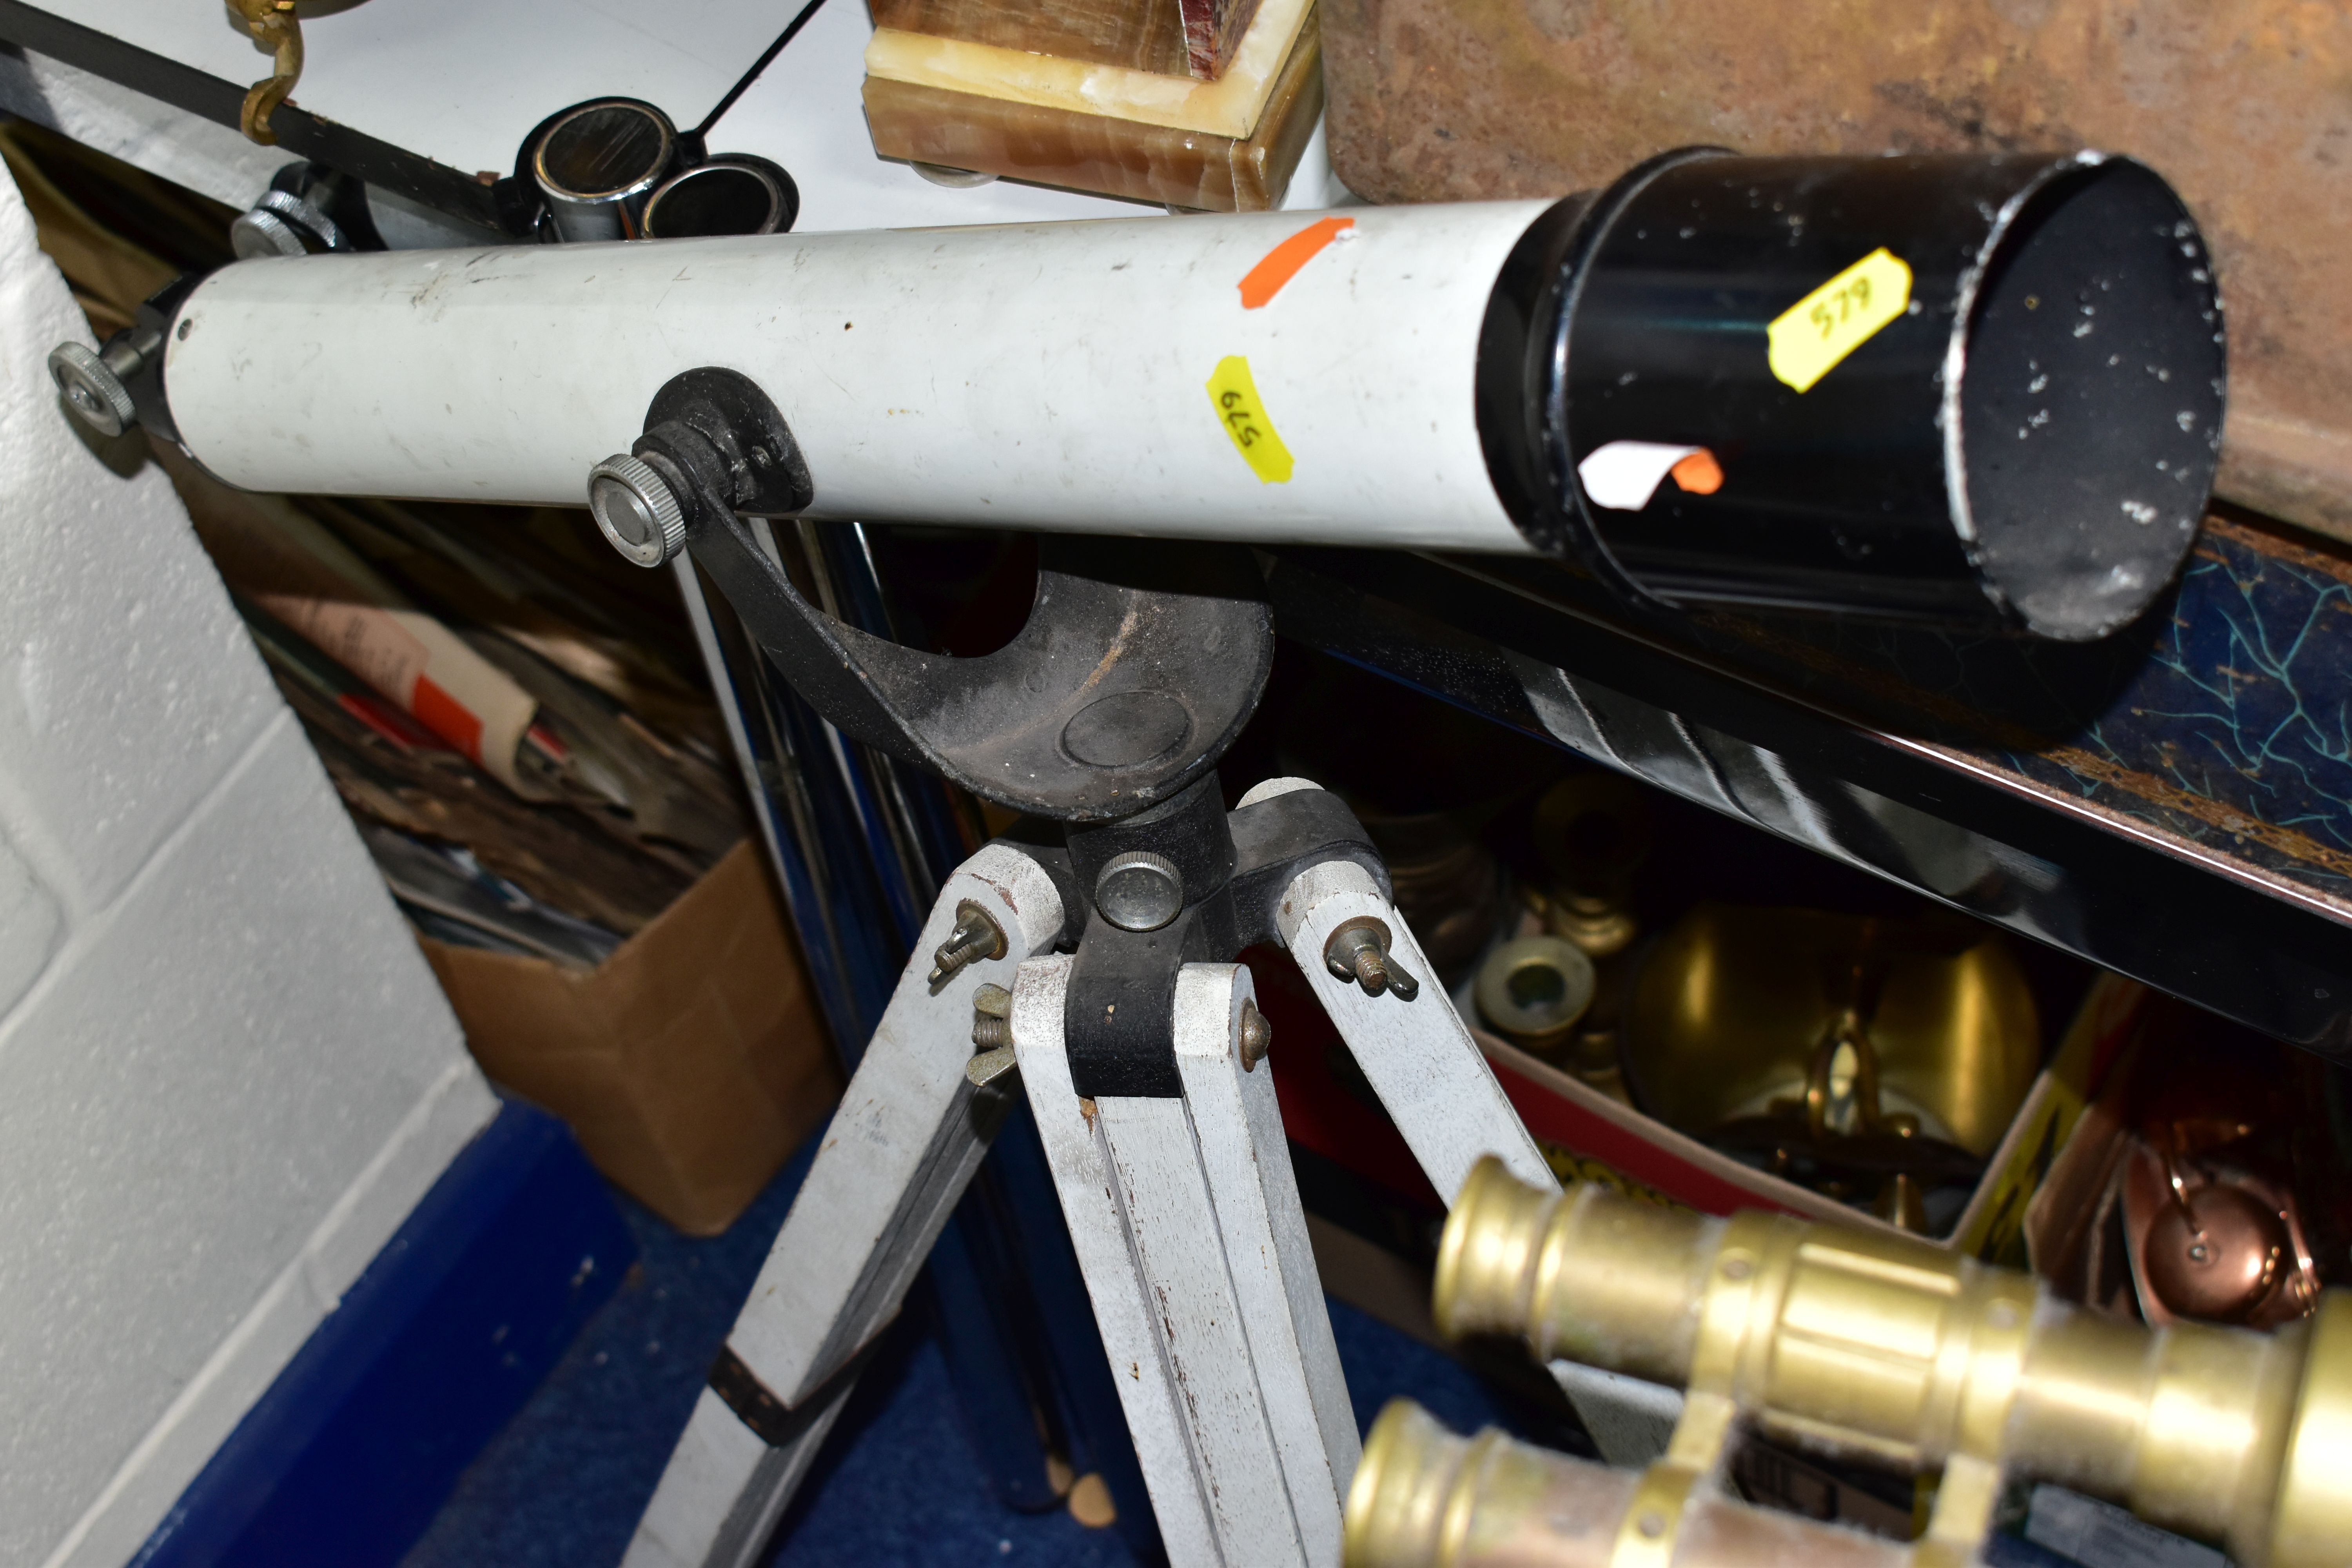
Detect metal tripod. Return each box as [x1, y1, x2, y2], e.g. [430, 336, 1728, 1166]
[575, 367, 1562, 1568]
[621, 780, 1556, 1568]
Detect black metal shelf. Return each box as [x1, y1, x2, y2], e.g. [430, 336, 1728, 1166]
[1267, 532, 2352, 1058]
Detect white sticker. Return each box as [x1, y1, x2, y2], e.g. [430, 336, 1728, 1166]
[1577, 440, 1706, 512]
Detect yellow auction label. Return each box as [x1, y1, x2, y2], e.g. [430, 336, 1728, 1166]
[1766, 247, 1913, 393]
[1206, 355, 1294, 483]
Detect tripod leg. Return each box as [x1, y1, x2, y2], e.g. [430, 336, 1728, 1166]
[1276, 859, 1556, 1203]
[632, 1382, 856, 1568]
[625, 843, 1066, 1568]
[1271, 859, 1696, 1466]
[1011, 957, 1240, 1568]
[1172, 963, 1357, 1566]
[1091, 1095, 1312, 1568]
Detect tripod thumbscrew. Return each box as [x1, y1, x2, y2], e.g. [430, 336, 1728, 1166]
[965, 1045, 1020, 1088]
[1238, 999, 1272, 1071]
[1324, 918, 1421, 1002]
[929, 901, 1008, 988]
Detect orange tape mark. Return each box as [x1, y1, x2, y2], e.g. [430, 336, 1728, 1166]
[1238, 216, 1354, 309]
[1670, 449, 1724, 495]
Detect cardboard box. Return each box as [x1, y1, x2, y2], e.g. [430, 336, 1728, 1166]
[419, 840, 842, 1235]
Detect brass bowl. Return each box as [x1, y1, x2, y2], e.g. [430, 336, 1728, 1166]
[1624, 904, 2040, 1156]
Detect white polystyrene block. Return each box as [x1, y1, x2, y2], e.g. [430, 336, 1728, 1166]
[0, 162, 281, 918]
[1548, 1361, 1682, 1469]
[0, 716, 489, 1567]
[0, 819, 61, 1015]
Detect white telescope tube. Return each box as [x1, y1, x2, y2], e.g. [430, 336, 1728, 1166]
[162, 203, 1553, 555]
[123, 152, 2227, 636]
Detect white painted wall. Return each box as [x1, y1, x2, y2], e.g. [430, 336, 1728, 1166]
[0, 164, 498, 1568]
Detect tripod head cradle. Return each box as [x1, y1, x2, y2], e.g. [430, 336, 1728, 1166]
[614, 367, 1409, 1097]
[625, 367, 1276, 825]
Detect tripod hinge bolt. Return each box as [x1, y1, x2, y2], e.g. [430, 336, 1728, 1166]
[1239, 998, 1272, 1071]
[1095, 849, 1184, 933]
[1324, 918, 1420, 1002]
[929, 900, 1009, 987]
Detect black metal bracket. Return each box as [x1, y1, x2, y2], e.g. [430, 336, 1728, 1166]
[1058, 778, 1390, 1098]
[633, 367, 1388, 1092]
[639, 367, 1278, 823]
[101, 271, 207, 446]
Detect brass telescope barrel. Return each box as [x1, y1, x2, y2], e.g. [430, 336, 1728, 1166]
[1403, 1157, 2352, 1568]
[1347, 1399, 1913, 1568]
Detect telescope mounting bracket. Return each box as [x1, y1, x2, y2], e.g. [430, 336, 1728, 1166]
[633, 366, 1277, 825]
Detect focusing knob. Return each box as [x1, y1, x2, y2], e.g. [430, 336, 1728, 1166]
[586, 453, 688, 568]
[230, 189, 351, 259]
[47, 342, 137, 437]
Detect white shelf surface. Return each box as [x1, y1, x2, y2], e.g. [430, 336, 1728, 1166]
[14, 0, 1339, 231]
[27, 0, 783, 177]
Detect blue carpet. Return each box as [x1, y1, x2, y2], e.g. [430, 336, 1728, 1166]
[404, 1134, 1518, 1568]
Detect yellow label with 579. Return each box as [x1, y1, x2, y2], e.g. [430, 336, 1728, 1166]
[1767, 248, 1913, 394]
[1205, 355, 1294, 484]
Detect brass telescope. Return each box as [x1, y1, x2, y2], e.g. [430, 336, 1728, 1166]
[1345, 1158, 2352, 1568]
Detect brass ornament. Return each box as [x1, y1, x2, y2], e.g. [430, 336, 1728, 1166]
[226, 0, 304, 146]
[1472, 935, 1595, 1053]
[1529, 773, 1650, 961]
[1624, 906, 2040, 1227]
[1347, 1398, 1910, 1568]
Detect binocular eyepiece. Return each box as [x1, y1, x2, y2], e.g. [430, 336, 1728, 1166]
[1345, 1160, 2351, 1568]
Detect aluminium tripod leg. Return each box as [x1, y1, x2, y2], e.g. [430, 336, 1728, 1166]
[1010, 955, 1225, 1568]
[1275, 858, 1555, 1202]
[1273, 853, 1693, 1466]
[625, 842, 1067, 1568]
[1014, 958, 1356, 1567]
[1168, 962, 1358, 1564]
